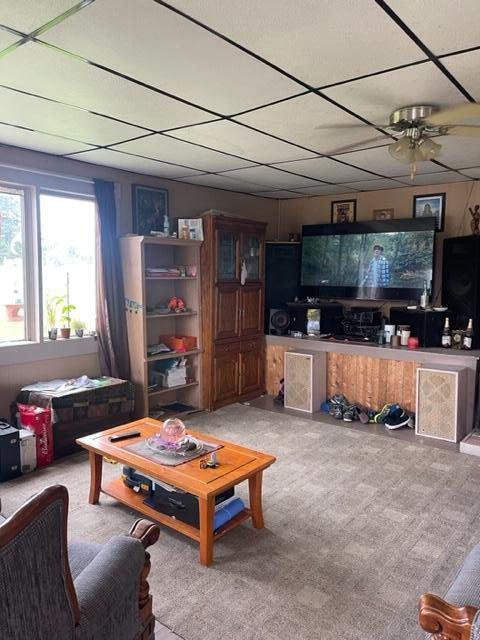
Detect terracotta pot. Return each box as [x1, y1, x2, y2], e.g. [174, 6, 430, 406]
[60, 327, 71, 339]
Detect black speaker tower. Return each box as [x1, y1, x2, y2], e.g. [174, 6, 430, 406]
[442, 235, 480, 348]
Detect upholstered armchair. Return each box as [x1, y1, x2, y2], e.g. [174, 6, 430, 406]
[419, 544, 480, 639]
[0, 485, 160, 640]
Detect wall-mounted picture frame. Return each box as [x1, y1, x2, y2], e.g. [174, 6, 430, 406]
[177, 218, 204, 241]
[132, 184, 169, 235]
[331, 199, 356, 223]
[413, 192, 445, 232]
[373, 208, 394, 220]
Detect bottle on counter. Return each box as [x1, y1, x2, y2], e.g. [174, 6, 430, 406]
[420, 280, 429, 309]
[442, 317, 452, 348]
[463, 318, 473, 350]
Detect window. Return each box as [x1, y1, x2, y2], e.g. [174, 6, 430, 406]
[0, 176, 97, 360]
[40, 193, 96, 338]
[0, 185, 27, 344]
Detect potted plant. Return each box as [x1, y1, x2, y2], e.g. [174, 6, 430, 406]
[46, 295, 64, 340]
[71, 318, 86, 338]
[59, 303, 76, 339]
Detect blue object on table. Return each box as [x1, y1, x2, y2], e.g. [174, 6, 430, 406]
[214, 497, 245, 531]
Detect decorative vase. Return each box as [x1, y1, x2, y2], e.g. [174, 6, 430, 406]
[75, 328, 84, 338]
[48, 328, 58, 340]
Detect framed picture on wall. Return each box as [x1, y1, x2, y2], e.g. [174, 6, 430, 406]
[413, 192, 445, 232]
[373, 208, 394, 220]
[331, 199, 356, 223]
[132, 184, 169, 235]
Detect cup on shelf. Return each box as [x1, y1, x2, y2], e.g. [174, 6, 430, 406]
[400, 328, 411, 346]
[384, 324, 396, 343]
[390, 335, 401, 348]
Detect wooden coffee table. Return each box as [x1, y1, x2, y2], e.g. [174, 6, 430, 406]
[77, 418, 276, 566]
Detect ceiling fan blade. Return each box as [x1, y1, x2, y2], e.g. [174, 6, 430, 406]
[327, 135, 390, 155]
[314, 122, 389, 131]
[446, 125, 480, 136]
[425, 102, 480, 125]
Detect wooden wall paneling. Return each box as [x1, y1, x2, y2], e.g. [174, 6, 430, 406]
[266, 345, 288, 395]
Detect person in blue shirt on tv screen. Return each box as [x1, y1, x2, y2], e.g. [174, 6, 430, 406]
[362, 244, 390, 287]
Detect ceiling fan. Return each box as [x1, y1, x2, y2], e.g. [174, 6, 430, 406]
[322, 102, 480, 180]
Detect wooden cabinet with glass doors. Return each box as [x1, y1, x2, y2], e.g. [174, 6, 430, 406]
[200, 212, 266, 410]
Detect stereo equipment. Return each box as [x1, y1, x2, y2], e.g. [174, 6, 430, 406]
[442, 235, 480, 348]
[389, 307, 447, 348]
[286, 302, 343, 335]
[0, 421, 21, 482]
[284, 351, 326, 413]
[416, 365, 467, 442]
[268, 308, 290, 335]
[265, 242, 301, 332]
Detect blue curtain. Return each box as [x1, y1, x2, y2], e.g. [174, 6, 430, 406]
[94, 179, 130, 380]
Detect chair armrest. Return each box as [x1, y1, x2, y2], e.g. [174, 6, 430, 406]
[419, 593, 477, 640]
[74, 535, 145, 640]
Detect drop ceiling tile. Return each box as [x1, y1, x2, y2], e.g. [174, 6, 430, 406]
[235, 93, 389, 155]
[44, 0, 300, 114]
[335, 145, 443, 177]
[461, 167, 480, 179]
[176, 174, 266, 193]
[0, 29, 20, 51]
[272, 157, 380, 183]
[0, 42, 213, 130]
[220, 166, 320, 189]
[1, 0, 79, 33]
[170, 121, 315, 163]
[67, 148, 203, 179]
[324, 62, 466, 127]
[341, 178, 406, 191]
[113, 134, 255, 173]
[291, 184, 358, 196]
[443, 50, 480, 102]
[256, 190, 306, 199]
[433, 135, 480, 169]
[168, 0, 424, 86]
[387, 0, 480, 55]
[0, 122, 93, 155]
[0, 86, 145, 146]
[396, 171, 472, 186]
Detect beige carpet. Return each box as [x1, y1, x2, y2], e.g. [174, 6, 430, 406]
[2, 404, 480, 640]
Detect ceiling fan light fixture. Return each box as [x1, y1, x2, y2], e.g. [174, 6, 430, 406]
[415, 136, 442, 161]
[388, 136, 416, 164]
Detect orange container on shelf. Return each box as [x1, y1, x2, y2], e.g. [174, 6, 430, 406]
[159, 335, 197, 352]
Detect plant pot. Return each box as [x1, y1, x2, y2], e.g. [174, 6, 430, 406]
[60, 328, 71, 339]
[48, 328, 58, 340]
[75, 328, 84, 338]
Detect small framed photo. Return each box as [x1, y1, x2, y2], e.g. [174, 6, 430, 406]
[132, 185, 169, 235]
[177, 218, 204, 241]
[413, 193, 445, 231]
[331, 199, 356, 223]
[373, 208, 394, 220]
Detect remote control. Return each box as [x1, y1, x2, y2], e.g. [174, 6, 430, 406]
[109, 430, 141, 442]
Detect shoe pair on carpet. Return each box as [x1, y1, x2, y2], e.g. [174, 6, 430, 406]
[373, 403, 414, 430]
[323, 396, 414, 430]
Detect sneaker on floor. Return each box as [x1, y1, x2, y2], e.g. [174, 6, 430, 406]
[343, 405, 358, 422]
[330, 394, 348, 407]
[329, 405, 344, 419]
[385, 409, 410, 430]
[373, 404, 392, 423]
[407, 414, 415, 429]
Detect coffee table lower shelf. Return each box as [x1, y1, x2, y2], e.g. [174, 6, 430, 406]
[102, 478, 252, 542]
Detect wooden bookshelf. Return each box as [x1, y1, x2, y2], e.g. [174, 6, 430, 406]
[120, 236, 203, 418]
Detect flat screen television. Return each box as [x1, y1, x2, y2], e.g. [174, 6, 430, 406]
[301, 218, 436, 301]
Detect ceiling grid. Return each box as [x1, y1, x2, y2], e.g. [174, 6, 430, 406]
[0, 0, 477, 197]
